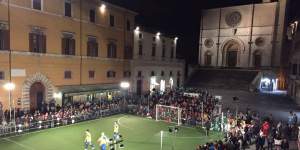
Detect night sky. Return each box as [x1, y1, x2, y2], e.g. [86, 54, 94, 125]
[105, 0, 300, 65]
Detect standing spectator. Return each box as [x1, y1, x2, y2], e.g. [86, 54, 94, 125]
[281, 138, 289, 150]
[256, 134, 265, 150]
[288, 111, 294, 127]
[267, 134, 274, 150]
[274, 135, 282, 150]
[205, 120, 210, 136]
[293, 112, 298, 126]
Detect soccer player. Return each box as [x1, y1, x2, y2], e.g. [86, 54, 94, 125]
[97, 132, 109, 150]
[84, 129, 95, 150]
[113, 121, 119, 141]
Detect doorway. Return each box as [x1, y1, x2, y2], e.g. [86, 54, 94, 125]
[30, 82, 45, 111]
[137, 80, 142, 96]
[227, 51, 238, 67]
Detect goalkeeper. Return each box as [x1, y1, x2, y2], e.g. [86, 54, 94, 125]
[84, 129, 95, 150]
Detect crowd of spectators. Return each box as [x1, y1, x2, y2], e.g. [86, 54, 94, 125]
[195, 108, 298, 150]
[0, 97, 124, 135]
[133, 88, 221, 126]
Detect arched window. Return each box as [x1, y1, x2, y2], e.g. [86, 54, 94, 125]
[107, 42, 117, 58]
[253, 50, 262, 68]
[204, 51, 212, 66]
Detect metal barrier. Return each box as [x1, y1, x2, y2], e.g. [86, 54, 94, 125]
[0, 107, 121, 137]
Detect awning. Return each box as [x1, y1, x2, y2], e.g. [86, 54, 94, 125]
[57, 83, 120, 96]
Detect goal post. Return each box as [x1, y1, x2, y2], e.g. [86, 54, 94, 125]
[155, 104, 182, 126]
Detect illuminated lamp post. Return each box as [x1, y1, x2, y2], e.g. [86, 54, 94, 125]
[120, 82, 130, 111]
[3, 82, 15, 123]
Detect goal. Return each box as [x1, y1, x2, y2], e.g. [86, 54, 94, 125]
[155, 104, 182, 126]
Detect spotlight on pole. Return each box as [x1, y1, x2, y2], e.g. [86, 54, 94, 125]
[4, 82, 15, 91]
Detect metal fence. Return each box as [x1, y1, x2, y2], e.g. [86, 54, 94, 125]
[0, 107, 121, 137]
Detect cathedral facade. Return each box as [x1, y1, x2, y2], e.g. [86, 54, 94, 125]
[199, 0, 288, 69]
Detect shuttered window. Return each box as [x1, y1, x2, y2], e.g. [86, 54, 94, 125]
[87, 37, 98, 57]
[0, 29, 9, 50]
[29, 33, 46, 53]
[62, 37, 75, 55]
[107, 42, 117, 58]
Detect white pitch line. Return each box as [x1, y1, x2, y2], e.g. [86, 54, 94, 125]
[3, 138, 36, 150]
[117, 116, 134, 131]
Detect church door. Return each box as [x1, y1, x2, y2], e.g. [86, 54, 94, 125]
[227, 51, 238, 67]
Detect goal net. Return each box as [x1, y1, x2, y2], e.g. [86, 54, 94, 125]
[155, 104, 182, 126]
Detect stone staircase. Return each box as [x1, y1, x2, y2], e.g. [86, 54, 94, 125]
[185, 68, 259, 91]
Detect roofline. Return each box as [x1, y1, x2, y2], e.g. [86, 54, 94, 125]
[136, 26, 178, 39]
[201, 1, 277, 11]
[102, 1, 138, 16]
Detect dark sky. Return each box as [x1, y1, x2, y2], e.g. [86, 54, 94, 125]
[105, 0, 300, 65]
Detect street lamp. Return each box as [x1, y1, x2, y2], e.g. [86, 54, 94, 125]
[3, 82, 15, 124]
[99, 4, 106, 14]
[120, 82, 130, 111]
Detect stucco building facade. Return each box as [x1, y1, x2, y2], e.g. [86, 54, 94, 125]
[0, 0, 136, 110]
[131, 28, 185, 95]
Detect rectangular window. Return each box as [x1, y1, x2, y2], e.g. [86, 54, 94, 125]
[171, 47, 174, 58]
[110, 15, 115, 27]
[152, 37, 156, 42]
[0, 71, 4, 80]
[32, 0, 42, 10]
[126, 20, 130, 31]
[151, 71, 155, 77]
[123, 71, 131, 78]
[64, 0, 72, 17]
[64, 70, 72, 79]
[292, 64, 298, 75]
[89, 9, 96, 23]
[107, 43, 117, 58]
[107, 71, 116, 78]
[138, 71, 142, 77]
[138, 42, 143, 56]
[62, 35, 75, 55]
[89, 70, 95, 79]
[124, 46, 133, 59]
[152, 44, 156, 57]
[162, 45, 166, 58]
[139, 33, 143, 39]
[29, 32, 46, 53]
[161, 71, 165, 76]
[87, 37, 98, 57]
[0, 29, 9, 50]
[170, 71, 173, 77]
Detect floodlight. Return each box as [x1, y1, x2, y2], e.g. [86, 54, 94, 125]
[120, 82, 130, 89]
[4, 82, 15, 91]
[100, 4, 106, 14]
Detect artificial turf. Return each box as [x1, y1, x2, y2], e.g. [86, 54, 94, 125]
[0, 114, 223, 150]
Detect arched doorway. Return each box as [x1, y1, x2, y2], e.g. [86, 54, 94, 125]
[30, 82, 45, 111]
[223, 40, 241, 67]
[204, 51, 212, 66]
